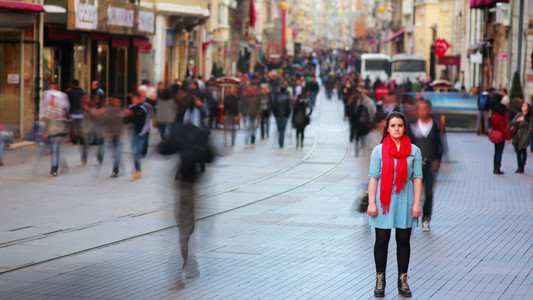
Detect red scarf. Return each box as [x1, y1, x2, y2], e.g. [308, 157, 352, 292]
[380, 135, 412, 214]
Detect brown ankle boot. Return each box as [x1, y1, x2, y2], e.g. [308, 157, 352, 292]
[398, 273, 412, 297]
[374, 272, 386, 297]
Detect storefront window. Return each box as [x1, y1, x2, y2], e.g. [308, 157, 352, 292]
[115, 47, 127, 102]
[0, 41, 21, 132]
[43, 48, 61, 89]
[97, 44, 109, 95]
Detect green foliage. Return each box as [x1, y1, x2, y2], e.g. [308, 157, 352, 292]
[510, 71, 524, 100]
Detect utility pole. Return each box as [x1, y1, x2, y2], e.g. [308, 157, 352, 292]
[506, 0, 514, 88]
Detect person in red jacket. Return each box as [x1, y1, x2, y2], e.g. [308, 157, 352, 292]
[491, 103, 511, 174]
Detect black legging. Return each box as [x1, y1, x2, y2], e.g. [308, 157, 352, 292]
[374, 228, 412, 273]
[295, 127, 305, 145]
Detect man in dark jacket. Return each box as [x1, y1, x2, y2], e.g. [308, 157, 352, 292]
[273, 86, 292, 148]
[67, 79, 86, 144]
[305, 76, 320, 107]
[408, 99, 447, 232]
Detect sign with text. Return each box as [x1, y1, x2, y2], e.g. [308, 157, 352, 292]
[67, 0, 155, 35]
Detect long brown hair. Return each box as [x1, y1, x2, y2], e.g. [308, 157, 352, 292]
[381, 111, 408, 142]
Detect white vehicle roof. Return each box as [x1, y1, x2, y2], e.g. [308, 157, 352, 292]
[392, 54, 425, 61]
[361, 53, 391, 60]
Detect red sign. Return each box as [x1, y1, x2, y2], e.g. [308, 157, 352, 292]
[497, 52, 507, 60]
[434, 39, 450, 59]
[527, 75, 533, 82]
[438, 55, 461, 66]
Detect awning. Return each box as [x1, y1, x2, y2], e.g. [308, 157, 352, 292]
[470, 0, 509, 9]
[133, 37, 152, 51]
[48, 27, 80, 41]
[382, 29, 405, 43]
[111, 37, 130, 48]
[438, 55, 461, 66]
[0, 0, 44, 12]
[90, 32, 109, 41]
[155, 3, 209, 18]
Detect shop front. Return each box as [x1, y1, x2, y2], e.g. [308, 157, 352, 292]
[0, 1, 43, 138]
[60, 0, 155, 104]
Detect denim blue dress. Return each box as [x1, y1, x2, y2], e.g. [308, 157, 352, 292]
[368, 144, 423, 229]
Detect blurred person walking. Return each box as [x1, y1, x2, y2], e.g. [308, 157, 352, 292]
[124, 92, 147, 180]
[367, 112, 423, 297]
[66, 79, 85, 144]
[510, 103, 533, 173]
[80, 93, 105, 166]
[273, 86, 292, 148]
[408, 99, 446, 232]
[101, 98, 125, 178]
[155, 88, 178, 141]
[242, 84, 261, 148]
[490, 104, 511, 174]
[259, 84, 273, 139]
[325, 75, 336, 100]
[305, 76, 320, 107]
[42, 90, 71, 177]
[475, 89, 492, 135]
[222, 90, 240, 147]
[156, 122, 214, 281]
[292, 94, 312, 148]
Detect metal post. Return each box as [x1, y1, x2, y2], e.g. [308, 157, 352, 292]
[516, 0, 524, 83]
[506, 0, 514, 88]
[20, 31, 24, 138]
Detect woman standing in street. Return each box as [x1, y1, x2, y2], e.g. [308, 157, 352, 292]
[292, 94, 312, 148]
[510, 103, 533, 173]
[367, 112, 423, 297]
[491, 104, 511, 174]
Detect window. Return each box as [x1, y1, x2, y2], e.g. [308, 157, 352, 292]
[393, 60, 426, 72]
[218, 3, 228, 26]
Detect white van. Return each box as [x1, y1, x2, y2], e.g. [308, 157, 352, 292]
[390, 54, 427, 84]
[359, 53, 391, 84]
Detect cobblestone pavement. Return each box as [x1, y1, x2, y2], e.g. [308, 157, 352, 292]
[0, 93, 532, 299]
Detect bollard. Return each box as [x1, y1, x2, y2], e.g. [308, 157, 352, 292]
[441, 115, 446, 134]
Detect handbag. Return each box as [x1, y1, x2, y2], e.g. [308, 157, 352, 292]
[509, 124, 519, 139]
[488, 129, 504, 143]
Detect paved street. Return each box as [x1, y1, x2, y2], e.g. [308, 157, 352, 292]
[0, 93, 532, 299]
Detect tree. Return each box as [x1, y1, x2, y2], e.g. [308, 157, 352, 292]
[510, 71, 524, 100]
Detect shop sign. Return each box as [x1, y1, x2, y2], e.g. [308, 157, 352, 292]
[67, 0, 155, 35]
[527, 75, 533, 82]
[7, 74, 19, 84]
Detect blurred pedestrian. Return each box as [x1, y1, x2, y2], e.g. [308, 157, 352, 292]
[259, 84, 273, 139]
[491, 104, 511, 174]
[101, 98, 125, 178]
[273, 86, 292, 148]
[137, 87, 155, 157]
[325, 75, 336, 100]
[156, 123, 214, 280]
[476, 89, 492, 135]
[408, 99, 446, 232]
[124, 92, 147, 180]
[242, 84, 261, 148]
[367, 112, 423, 297]
[510, 103, 533, 173]
[42, 91, 71, 176]
[222, 89, 240, 147]
[91, 80, 105, 98]
[155, 88, 178, 140]
[80, 93, 105, 166]
[292, 94, 312, 148]
[67, 79, 85, 144]
[305, 76, 320, 107]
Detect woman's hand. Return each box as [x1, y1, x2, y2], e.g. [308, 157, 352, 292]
[411, 204, 422, 218]
[367, 203, 379, 216]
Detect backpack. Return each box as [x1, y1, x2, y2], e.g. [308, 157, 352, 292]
[355, 103, 371, 135]
[478, 93, 490, 110]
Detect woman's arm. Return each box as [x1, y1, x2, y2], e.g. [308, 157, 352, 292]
[367, 177, 379, 216]
[412, 177, 422, 218]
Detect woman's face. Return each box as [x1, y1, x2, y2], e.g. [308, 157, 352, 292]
[521, 103, 529, 115]
[387, 117, 406, 139]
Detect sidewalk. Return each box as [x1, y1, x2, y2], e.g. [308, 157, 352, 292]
[0, 95, 532, 299]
